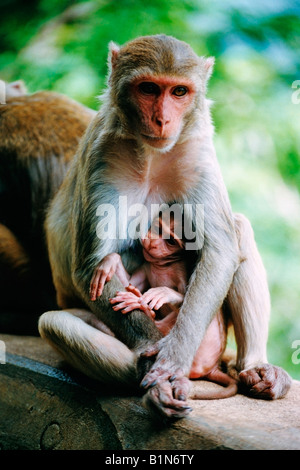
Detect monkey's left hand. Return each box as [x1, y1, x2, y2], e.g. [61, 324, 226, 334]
[239, 364, 292, 399]
[110, 285, 156, 318]
[143, 377, 192, 419]
[139, 344, 192, 419]
[141, 287, 183, 311]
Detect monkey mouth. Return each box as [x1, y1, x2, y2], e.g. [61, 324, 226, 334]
[141, 134, 175, 150]
[142, 134, 172, 142]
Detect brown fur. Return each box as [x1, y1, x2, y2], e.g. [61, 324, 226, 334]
[1, 91, 93, 161]
[0, 91, 95, 325]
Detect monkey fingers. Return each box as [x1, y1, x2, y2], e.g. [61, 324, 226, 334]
[112, 300, 142, 313]
[110, 291, 138, 304]
[90, 270, 102, 301]
[142, 289, 167, 310]
[126, 284, 143, 297]
[148, 295, 166, 311]
[90, 254, 122, 300]
[122, 302, 155, 316]
[139, 342, 160, 359]
[117, 292, 154, 316]
[138, 301, 156, 319]
[140, 363, 185, 390]
[142, 287, 182, 310]
[110, 291, 141, 311]
[90, 267, 114, 300]
[143, 382, 192, 419]
[171, 375, 191, 402]
[110, 294, 155, 317]
[239, 364, 292, 400]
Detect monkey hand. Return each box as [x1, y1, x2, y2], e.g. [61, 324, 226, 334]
[90, 253, 122, 301]
[143, 378, 192, 420]
[139, 345, 192, 419]
[109, 287, 156, 318]
[142, 287, 183, 311]
[239, 363, 292, 400]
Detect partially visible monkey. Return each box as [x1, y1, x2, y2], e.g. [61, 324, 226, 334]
[0, 90, 95, 331]
[5, 80, 28, 99]
[91, 213, 237, 400]
[39, 35, 291, 419]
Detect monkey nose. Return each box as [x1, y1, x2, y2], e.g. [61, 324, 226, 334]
[155, 117, 170, 129]
[148, 239, 157, 248]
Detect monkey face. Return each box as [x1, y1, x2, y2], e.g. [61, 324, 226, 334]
[142, 216, 184, 260]
[108, 35, 214, 153]
[130, 76, 196, 151]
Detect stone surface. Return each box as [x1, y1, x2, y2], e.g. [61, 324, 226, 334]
[0, 334, 299, 450]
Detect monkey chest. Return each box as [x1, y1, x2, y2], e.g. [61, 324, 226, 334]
[107, 151, 200, 203]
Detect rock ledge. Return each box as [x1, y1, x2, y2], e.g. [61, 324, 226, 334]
[0, 334, 299, 450]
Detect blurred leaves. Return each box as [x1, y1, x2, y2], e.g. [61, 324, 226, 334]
[0, 0, 300, 378]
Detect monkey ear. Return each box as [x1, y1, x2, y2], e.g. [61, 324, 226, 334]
[202, 56, 215, 82]
[108, 41, 121, 70]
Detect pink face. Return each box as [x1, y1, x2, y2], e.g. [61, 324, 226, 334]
[142, 217, 184, 259]
[131, 75, 196, 150]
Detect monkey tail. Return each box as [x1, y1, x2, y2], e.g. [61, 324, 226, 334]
[189, 369, 238, 400]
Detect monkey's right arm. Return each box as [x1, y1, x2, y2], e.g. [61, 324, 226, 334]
[69, 186, 162, 351]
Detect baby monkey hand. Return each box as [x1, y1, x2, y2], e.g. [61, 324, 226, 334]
[109, 284, 156, 319]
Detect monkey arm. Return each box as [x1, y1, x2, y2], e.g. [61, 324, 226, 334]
[75, 269, 163, 351]
[70, 209, 162, 350]
[142, 172, 240, 382]
[171, 246, 238, 371]
[128, 265, 149, 293]
[141, 243, 238, 387]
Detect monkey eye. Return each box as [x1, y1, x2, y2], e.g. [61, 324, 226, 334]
[166, 237, 177, 246]
[138, 82, 160, 95]
[172, 86, 188, 97]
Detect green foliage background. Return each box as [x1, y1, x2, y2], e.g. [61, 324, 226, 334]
[1, 0, 300, 379]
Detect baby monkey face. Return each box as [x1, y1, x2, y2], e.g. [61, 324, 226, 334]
[142, 216, 185, 259]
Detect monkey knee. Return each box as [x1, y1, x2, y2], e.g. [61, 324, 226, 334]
[38, 310, 65, 341]
[234, 213, 253, 239]
[38, 311, 51, 333]
[233, 213, 256, 259]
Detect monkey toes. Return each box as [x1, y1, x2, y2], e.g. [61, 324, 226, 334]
[139, 363, 192, 419]
[143, 376, 192, 419]
[239, 363, 292, 400]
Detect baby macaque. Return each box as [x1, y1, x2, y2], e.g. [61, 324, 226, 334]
[90, 214, 237, 399]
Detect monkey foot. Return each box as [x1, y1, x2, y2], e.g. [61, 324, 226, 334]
[239, 363, 292, 400]
[140, 365, 192, 419]
[143, 377, 192, 419]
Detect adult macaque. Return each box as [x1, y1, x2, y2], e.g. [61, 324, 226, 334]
[93, 213, 237, 400]
[0, 89, 95, 329]
[39, 35, 291, 418]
